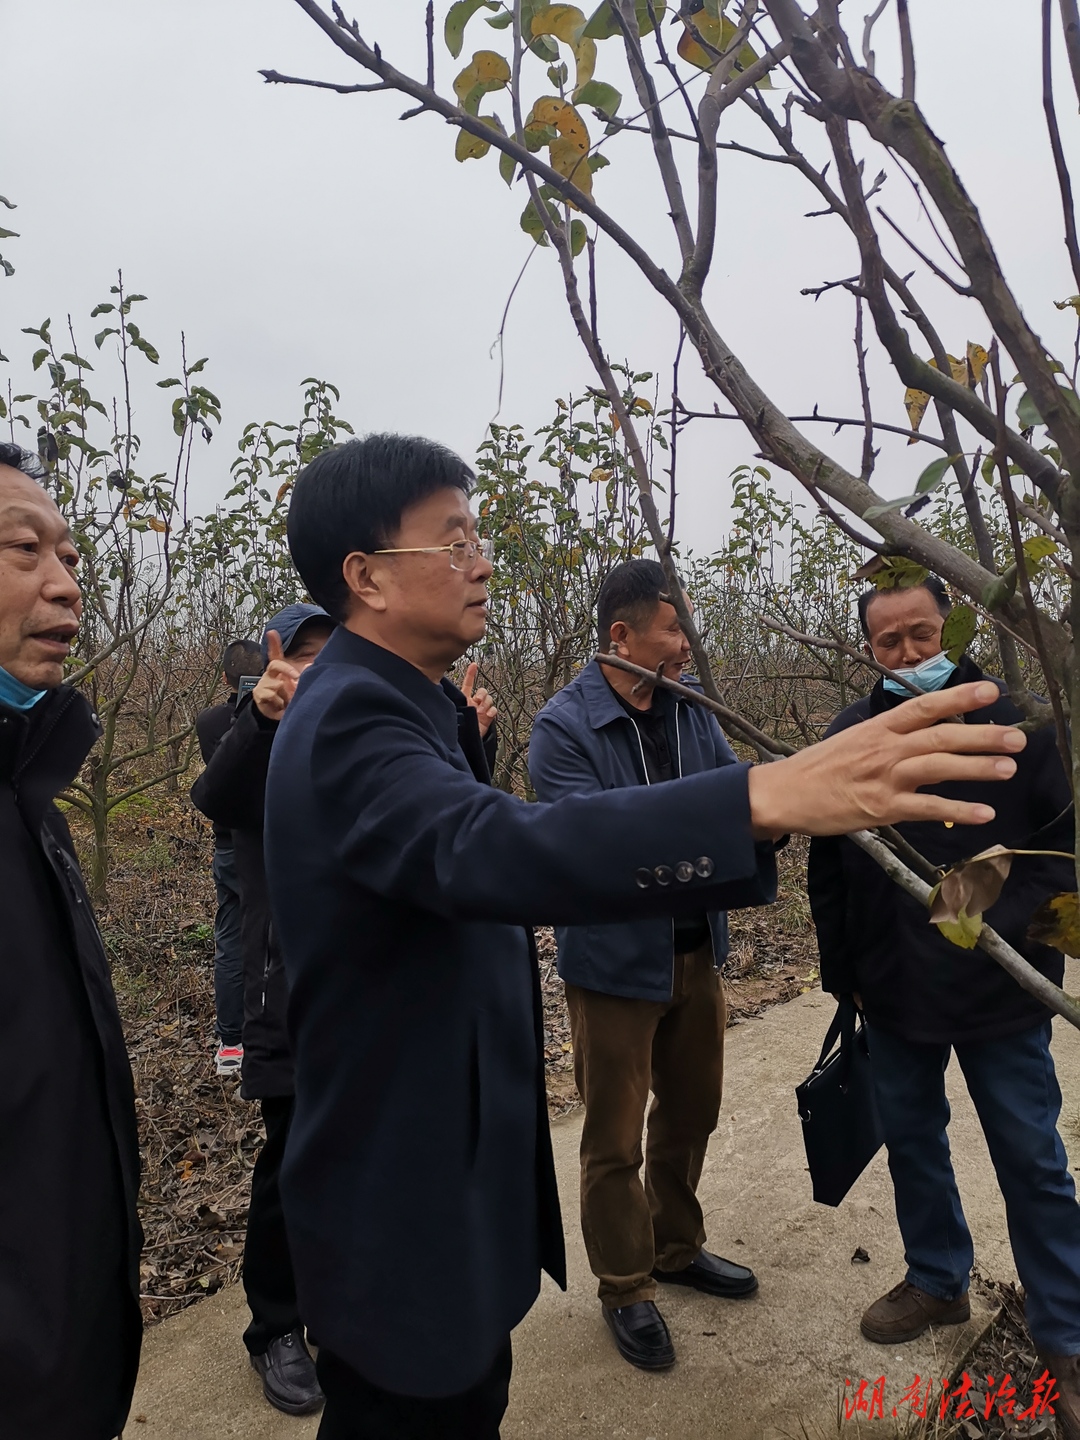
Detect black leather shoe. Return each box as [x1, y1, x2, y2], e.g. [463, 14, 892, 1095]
[250, 1330, 324, 1415]
[652, 1250, 758, 1299]
[602, 1301, 676, 1370]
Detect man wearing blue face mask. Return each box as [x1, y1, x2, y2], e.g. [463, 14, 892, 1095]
[808, 576, 1080, 1436]
[0, 444, 142, 1437]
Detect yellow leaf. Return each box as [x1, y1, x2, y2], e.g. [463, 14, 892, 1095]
[630, 396, 653, 415]
[589, 467, 613, 483]
[147, 517, 167, 533]
[531, 4, 586, 45]
[676, 11, 764, 76]
[933, 906, 984, 950]
[1027, 891, 1080, 956]
[1054, 295, 1080, 316]
[966, 341, 989, 387]
[551, 134, 592, 195]
[904, 386, 930, 441]
[531, 5, 595, 90]
[453, 50, 511, 115]
[529, 97, 593, 199]
[455, 115, 503, 162]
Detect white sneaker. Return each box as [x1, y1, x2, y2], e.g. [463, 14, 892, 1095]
[215, 1043, 243, 1077]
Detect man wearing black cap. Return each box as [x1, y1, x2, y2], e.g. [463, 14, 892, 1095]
[192, 602, 334, 1417]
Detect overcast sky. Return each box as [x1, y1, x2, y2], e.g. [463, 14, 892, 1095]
[3, 0, 1079, 553]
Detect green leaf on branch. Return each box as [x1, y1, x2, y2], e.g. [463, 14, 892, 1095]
[486, 10, 514, 26]
[31, 348, 49, 371]
[573, 79, 621, 118]
[1023, 534, 1057, 568]
[582, 0, 666, 40]
[499, 146, 517, 186]
[1027, 891, 1080, 956]
[570, 218, 588, 256]
[917, 453, 959, 492]
[981, 564, 1018, 612]
[445, 0, 499, 59]
[520, 197, 554, 246]
[1016, 391, 1043, 429]
[941, 602, 976, 662]
[0, 227, 19, 241]
[94, 327, 119, 349]
[870, 556, 929, 591]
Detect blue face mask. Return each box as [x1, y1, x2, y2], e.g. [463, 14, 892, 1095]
[0, 665, 47, 712]
[883, 650, 957, 696]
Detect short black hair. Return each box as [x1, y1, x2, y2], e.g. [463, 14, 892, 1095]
[858, 574, 951, 639]
[596, 559, 680, 651]
[0, 441, 46, 481]
[286, 434, 474, 622]
[222, 639, 263, 688]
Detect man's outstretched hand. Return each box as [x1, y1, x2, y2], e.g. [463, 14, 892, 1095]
[252, 631, 300, 723]
[747, 681, 1026, 839]
[462, 661, 498, 738]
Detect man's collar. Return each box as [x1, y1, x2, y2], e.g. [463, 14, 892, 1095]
[579, 657, 674, 729]
[316, 627, 459, 747]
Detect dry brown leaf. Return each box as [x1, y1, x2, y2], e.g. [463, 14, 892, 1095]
[930, 844, 1015, 924]
[1027, 891, 1080, 956]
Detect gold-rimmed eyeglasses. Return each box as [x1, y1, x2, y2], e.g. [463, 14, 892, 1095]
[372, 538, 494, 572]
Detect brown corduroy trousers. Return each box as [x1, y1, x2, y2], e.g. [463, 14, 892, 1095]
[565, 942, 727, 1309]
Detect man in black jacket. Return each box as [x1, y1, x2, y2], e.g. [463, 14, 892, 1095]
[808, 576, 1080, 1437]
[263, 434, 1028, 1440]
[195, 637, 263, 1076]
[192, 603, 334, 1416]
[0, 443, 142, 1438]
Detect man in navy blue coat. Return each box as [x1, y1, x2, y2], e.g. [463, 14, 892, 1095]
[263, 433, 1029, 1439]
[529, 560, 758, 1371]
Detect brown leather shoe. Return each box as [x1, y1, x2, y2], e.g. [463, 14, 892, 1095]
[1037, 1352, 1080, 1440]
[860, 1280, 970, 1344]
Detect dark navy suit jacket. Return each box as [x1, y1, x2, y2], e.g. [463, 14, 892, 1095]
[264, 627, 775, 1396]
[530, 659, 741, 1000]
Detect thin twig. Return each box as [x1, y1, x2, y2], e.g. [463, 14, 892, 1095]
[991, 342, 1072, 775]
[896, 0, 915, 100]
[1043, 0, 1080, 295]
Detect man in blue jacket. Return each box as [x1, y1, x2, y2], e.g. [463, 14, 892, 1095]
[529, 560, 756, 1371]
[263, 433, 1028, 1440]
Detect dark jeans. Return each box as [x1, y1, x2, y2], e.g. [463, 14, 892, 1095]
[242, 1096, 302, 1355]
[212, 845, 244, 1046]
[565, 942, 725, 1308]
[868, 1019, 1080, 1355]
[316, 1338, 512, 1440]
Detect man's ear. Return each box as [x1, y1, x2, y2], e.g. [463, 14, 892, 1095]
[342, 552, 388, 615]
[608, 620, 629, 654]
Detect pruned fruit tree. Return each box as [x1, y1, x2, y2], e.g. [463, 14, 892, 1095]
[265, 0, 1080, 1026]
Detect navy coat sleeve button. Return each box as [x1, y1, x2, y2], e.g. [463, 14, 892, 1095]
[653, 864, 674, 886]
[694, 856, 715, 879]
[634, 867, 654, 889]
[675, 860, 695, 883]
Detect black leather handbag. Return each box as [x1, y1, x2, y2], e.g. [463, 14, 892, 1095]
[795, 997, 885, 1207]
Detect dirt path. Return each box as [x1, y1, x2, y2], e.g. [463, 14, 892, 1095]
[129, 969, 1080, 1439]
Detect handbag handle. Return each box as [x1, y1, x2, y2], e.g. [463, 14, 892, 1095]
[811, 995, 860, 1089]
